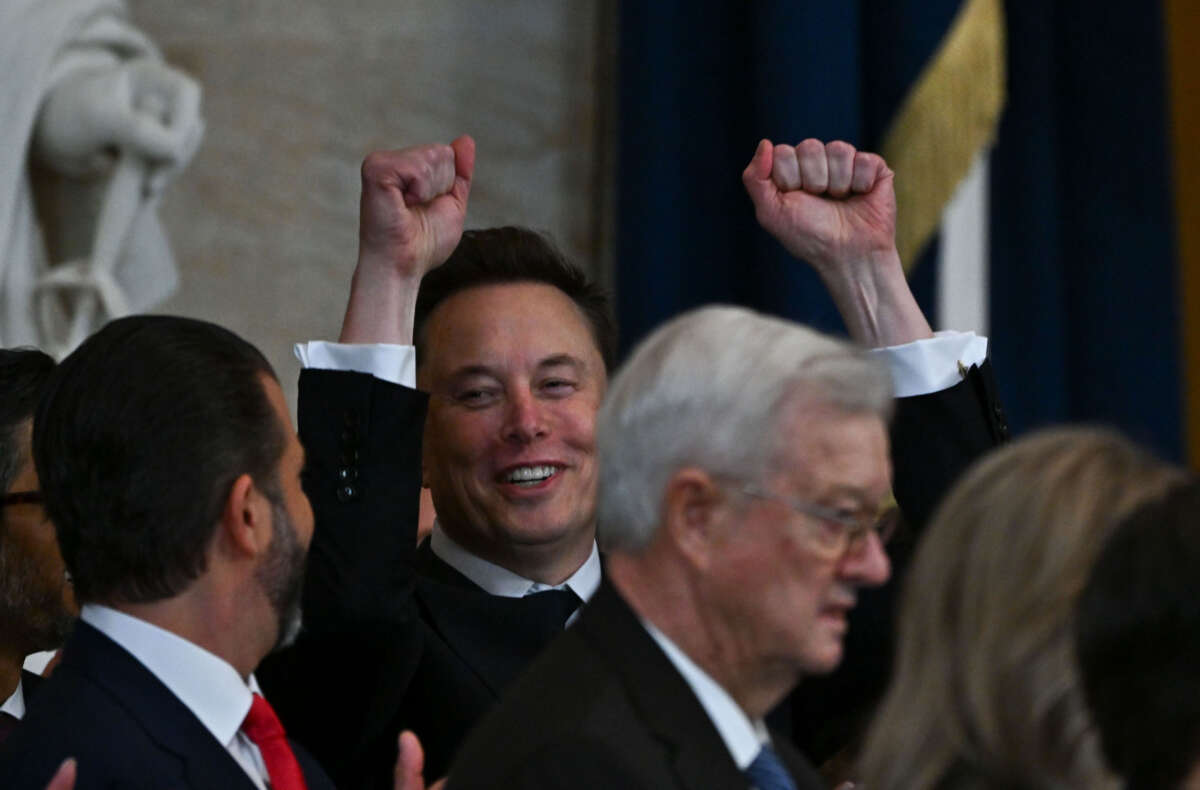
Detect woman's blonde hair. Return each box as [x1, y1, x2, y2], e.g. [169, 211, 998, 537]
[857, 427, 1183, 790]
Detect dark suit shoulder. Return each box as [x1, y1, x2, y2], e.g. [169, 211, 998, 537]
[0, 663, 189, 789]
[446, 627, 676, 789]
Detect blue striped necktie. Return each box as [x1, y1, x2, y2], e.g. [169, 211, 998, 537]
[745, 744, 797, 790]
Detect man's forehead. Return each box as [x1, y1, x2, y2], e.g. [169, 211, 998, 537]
[420, 282, 604, 372]
[770, 404, 891, 498]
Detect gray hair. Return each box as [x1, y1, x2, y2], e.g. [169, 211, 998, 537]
[596, 305, 893, 552]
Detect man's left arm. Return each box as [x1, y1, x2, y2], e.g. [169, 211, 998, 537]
[745, 138, 1008, 765]
[743, 138, 1007, 529]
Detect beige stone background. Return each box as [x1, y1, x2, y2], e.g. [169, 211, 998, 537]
[127, 0, 615, 409]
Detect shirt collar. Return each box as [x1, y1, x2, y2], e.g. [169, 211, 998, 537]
[1, 677, 25, 719]
[642, 620, 770, 770]
[80, 604, 260, 748]
[429, 523, 602, 601]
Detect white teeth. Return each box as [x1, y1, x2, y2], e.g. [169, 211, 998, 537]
[505, 465, 557, 484]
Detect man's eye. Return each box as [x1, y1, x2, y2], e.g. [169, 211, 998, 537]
[456, 388, 498, 406]
[541, 379, 577, 396]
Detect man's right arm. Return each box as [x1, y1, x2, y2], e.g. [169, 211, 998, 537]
[258, 138, 474, 788]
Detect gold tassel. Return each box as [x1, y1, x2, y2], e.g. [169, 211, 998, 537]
[880, 0, 1008, 271]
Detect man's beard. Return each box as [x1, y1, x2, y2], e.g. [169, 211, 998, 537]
[0, 538, 74, 652]
[255, 500, 307, 652]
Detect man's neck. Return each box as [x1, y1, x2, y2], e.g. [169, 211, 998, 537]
[436, 522, 596, 587]
[112, 592, 266, 682]
[608, 553, 796, 720]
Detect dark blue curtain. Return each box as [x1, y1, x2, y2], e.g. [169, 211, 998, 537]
[989, 1, 1180, 459]
[618, 0, 1182, 461]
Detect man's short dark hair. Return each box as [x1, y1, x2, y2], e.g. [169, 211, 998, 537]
[33, 316, 286, 605]
[1075, 479, 1200, 790]
[414, 227, 617, 371]
[0, 348, 55, 495]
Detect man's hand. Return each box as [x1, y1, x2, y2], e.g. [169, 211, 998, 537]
[394, 731, 446, 790]
[743, 138, 897, 272]
[742, 138, 931, 347]
[35, 58, 203, 177]
[340, 136, 475, 344]
[42, 758, 76, 790]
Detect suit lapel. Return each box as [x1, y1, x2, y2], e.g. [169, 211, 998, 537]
[20, 668, 42, 701]
[576, 582, 754, 790]
[62, 622, 260, 790]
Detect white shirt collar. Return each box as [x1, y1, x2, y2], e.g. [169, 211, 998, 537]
[80, 604, 260, 749]
[1, 676, 25, 719]
[643, 620, 770, 770]
[429, 523, 602, 602]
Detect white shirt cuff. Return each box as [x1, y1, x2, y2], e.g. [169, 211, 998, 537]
[293, 341, 417, 388]
[869, 331, 988, 398]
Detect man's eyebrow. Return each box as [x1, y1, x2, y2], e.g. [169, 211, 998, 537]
[537, 354, 586, 372]
[445, 364, 501, 380]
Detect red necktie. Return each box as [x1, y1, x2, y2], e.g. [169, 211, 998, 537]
[240, 694, 308, 790]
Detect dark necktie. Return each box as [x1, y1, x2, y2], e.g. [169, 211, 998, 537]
[0, 711, 19, 744]
[240, 694, 308, 790]
[745, 744, 797, 790]
[523, 587, 583, 642]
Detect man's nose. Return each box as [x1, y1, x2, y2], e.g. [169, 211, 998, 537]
[839, 529, 891, 587]
[502, 389, 548, 443]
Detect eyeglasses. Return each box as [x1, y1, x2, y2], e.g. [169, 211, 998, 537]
[737, 484, 899, 557]
[0, 490, 43, 507]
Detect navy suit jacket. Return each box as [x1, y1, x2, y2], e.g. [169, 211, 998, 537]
[0, 621, 334, 790]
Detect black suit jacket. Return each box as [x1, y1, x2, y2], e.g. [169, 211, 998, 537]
[19, 667, 42, 702]
[445, 580, 826, 790]
[0, 621, 334, 790]
[260, 362, 1008, 787]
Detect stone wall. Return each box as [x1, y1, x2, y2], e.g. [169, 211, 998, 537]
[126, 0, 612, 407]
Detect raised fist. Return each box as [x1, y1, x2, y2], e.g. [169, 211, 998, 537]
[357, 136, 475, 281]
[742, 138, 896, 273]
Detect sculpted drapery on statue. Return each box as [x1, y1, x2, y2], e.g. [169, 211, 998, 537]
[0, 0, 202, 354]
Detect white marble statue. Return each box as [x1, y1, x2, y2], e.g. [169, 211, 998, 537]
[1, 0, 203, 355]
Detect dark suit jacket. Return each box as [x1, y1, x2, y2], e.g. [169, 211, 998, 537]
[446, 580, 826, 790]
[260, 362, 1008, 788]
[20, 667, 43, 700]
[0, 621, 335, 790]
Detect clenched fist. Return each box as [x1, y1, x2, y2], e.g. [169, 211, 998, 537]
[742, 138, 896, 273]
[357, 136, 476, 280]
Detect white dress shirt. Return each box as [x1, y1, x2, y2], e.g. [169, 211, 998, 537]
[1, 678, 25, 719]
[430, 523, 602, 607]
[80, 604, 271, 790]
[643, 621, 771, 771]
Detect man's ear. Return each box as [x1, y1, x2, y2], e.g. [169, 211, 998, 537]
[219, 473, 272, 558]
[661, 467, 727, 570]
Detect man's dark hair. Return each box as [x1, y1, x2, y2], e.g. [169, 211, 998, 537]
[0, 348, 56, 495]
[414, 226, 617, 371]
[33, 315, 286, 605]
[1075, 479, 1200, 790]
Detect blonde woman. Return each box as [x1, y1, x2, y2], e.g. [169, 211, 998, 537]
[857, 427, 1183, 790]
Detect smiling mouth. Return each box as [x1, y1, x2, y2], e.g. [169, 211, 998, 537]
[501, 465, 560, 487]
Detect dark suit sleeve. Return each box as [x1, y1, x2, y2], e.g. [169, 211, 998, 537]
[889, 359, 1009, 534]
[784, 359, 1008, 765]
[258, 368, 428, 787]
